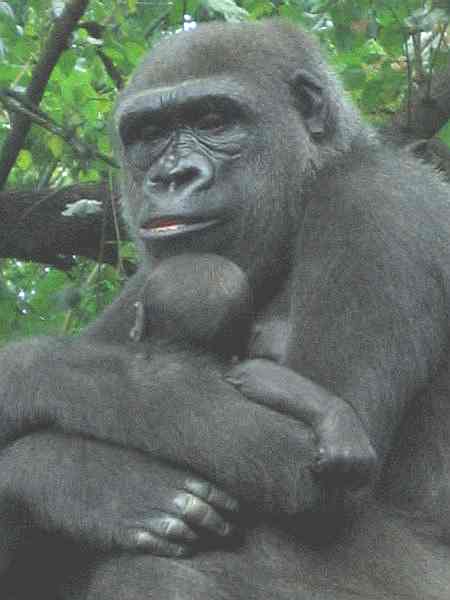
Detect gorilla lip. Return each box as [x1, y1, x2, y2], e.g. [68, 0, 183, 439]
[139, 217, 220, 239]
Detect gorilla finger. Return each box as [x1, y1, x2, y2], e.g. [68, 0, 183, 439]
[173, 492, 234, 537]
[123, 526, 194, 558]
[139, 515, 199, 542]
[183, 479, 239, 513]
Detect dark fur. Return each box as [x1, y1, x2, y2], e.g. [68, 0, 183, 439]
[132, 253, 253, 357]
[133, 253, 375, 492]
[1, 19, 450, 599]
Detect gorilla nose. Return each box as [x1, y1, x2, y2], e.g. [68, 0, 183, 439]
[148, 154, 213, 193]
[169, 165, 200, 188]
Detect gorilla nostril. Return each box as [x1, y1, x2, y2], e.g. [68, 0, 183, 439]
[171, 167, 200, 188]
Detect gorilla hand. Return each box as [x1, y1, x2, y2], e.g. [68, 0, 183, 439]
[227, 359, 377, 491]
[0, 432, 239, 558]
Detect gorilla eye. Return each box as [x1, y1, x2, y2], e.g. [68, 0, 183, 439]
[119, 118, 164, 147]
[196, 112, 226, 132]
[141, 124, 163, 141]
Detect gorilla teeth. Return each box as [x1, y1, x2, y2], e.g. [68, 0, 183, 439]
[153, 224, 182, 233]
[139, 219, 220, 239]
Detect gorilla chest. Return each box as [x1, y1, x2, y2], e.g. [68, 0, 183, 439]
[248, 317, 290, 363]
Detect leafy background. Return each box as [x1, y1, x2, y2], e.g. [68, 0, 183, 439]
[0, 0, 449, 343]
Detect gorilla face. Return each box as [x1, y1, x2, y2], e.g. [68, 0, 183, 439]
[116, 79, 255, 256]
[114, 20, 356, 298]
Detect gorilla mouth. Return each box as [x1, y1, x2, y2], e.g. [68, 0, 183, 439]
[139, 217, 221, 239]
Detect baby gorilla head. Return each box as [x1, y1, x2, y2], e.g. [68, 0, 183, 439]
[131, 253, 253, 359]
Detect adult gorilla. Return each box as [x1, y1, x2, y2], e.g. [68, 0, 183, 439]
[1, 18, 450, 600]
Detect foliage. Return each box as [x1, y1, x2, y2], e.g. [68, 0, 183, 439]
[0, 0, 449, 342]
[0, 257, 123, 342]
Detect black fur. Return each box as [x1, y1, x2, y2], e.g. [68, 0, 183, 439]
[1, 19, 450, 599]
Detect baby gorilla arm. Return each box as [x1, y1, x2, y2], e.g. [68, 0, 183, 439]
[227, 359, 377, 490]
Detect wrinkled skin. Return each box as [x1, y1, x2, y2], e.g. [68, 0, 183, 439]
[2, 18, 450, 600]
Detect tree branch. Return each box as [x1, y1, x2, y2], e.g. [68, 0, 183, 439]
[382, 60, 450, 181]
[387, 62, 450, 141]
[79, 21, 125, 89]
[0, 90, 117, 168]
[0, 183, 128, 267]
[0, 0, 90, 189]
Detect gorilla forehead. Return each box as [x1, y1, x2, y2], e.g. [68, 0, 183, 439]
[124, 19, 327, 94]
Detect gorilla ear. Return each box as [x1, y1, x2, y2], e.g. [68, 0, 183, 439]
[290, 69, 328, 137]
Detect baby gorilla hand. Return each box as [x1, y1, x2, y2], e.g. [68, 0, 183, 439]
[0, 432, 239, 559]
[227, 359, 377, 492]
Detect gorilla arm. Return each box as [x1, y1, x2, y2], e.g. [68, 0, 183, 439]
[0, 431, 239, 560]
[0, 333, 320, 519]
[228, 147, 450, 484]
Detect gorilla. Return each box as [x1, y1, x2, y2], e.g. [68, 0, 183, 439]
[133, 253, 375, 490]
[129, 253, 253, 356]
[1, 18, 450, 600]
[0, 251, 375, 574]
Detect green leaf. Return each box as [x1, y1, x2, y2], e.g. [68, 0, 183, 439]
[48, 135, 63, 158]
[342, 67, 367, 90]
[17, 149, 32, 170]
[120, 242, 138, 261]
[438, 120, 450, 148]
[28, 269, 69, 313]
[0, 63, 17, 84]
[364, 39, 387, 59]
[98, 133, 112, 155]
[58, 50, 77, 76]
[0, 2, 15, 20]
[0, 275, 16, 339]
[203, 0, 249, 22]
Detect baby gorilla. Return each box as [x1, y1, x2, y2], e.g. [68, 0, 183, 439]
[130, 254, 376, 558]
[130, 253, 252, 361]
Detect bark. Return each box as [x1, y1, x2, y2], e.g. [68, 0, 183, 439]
[0, 183, 127, 268]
